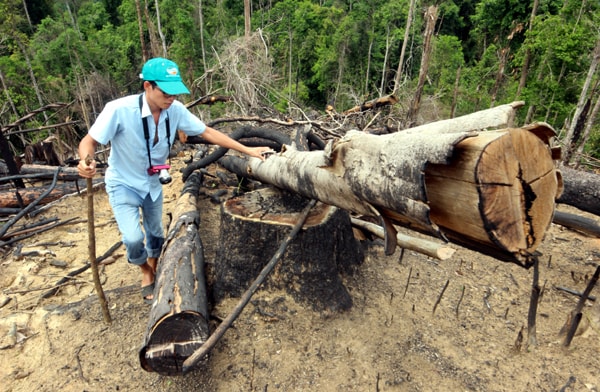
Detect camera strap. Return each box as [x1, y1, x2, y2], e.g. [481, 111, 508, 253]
[139, 94, 171, 169]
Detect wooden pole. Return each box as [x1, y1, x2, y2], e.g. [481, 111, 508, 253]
[563, 265, 600, 347]
[85, 155, 111, 324]
[182, 199, 317, 374]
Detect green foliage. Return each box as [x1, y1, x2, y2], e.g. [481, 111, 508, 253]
[0, 0, 597, 158]
[427, 35, 465, 100]
[585, 127, 600, 160]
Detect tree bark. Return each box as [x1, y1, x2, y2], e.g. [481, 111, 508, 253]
[139, 172, 209, 375]
[213, 187, 363, 313]
[556, 166, 600, 216]
[217, 104, 560, 267]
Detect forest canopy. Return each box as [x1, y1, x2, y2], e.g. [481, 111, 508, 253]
[0, 0, 599, 168]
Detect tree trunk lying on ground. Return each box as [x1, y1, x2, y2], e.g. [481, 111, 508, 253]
[556, 166, 600, 217]
[0, 179, 101, 208]
[139, 172, 210, 376]
[218, 102, 562, 267]
[553, 210, 600, 237]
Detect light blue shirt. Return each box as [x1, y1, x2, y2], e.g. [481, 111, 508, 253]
[89, 93, 205, 201]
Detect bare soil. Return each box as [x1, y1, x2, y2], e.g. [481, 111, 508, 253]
[1, 155, 599, 392]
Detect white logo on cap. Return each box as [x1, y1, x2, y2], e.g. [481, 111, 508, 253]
[166, 67, 178, 76]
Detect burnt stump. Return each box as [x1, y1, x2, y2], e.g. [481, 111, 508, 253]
[213, 187, 363, 313]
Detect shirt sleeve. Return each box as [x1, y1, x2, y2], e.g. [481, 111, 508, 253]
[89, 101, 121, 145]
[171, 101, 206, 136]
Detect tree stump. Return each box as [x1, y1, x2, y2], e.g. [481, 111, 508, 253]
[213, 187, 364, 313]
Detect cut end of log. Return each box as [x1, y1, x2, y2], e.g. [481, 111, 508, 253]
[139, 311, 209, 376]
[425, 124, 560, 266]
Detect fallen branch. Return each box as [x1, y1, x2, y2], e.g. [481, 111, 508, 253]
[341, 94, 399, 115]
[350, 218, 455, 260]
[41, 241, 123, 299]
[555, 286, 597, 301]
[0, 167, 61, 238]
[1, 217, 59, 239]
[553, 210, 600, 237]
[0, 218, 82, 247]
[182, 199, 317, 374]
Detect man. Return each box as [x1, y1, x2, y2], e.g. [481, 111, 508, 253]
[78, 57, 271, 304]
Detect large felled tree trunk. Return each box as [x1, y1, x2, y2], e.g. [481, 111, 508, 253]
[218, 102, 562, 267]
[139, 172, 209, 376]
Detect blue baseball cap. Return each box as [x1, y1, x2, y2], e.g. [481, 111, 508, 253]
[139, 57, 190, 95]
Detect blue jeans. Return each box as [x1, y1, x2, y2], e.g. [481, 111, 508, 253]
[107, 185, 164, 266]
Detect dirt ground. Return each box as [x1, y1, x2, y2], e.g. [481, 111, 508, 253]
[0, 155, 599, 392]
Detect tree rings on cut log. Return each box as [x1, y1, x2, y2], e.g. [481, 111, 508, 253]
[214, 187, 364, 313]
[424, 124, 561, 266]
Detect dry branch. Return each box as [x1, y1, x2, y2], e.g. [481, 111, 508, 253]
[341, 94, 399, 115]
[41, 241, 123, 299]
[350, 218, 455, 260]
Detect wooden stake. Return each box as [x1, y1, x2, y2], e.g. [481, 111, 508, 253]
[85, 155, 111, 324]
[527, 255, 540, 349]
[432, 279, 450, 315]
[563, 265, 600, 347]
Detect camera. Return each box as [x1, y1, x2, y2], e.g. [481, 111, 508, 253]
[148, 164, 172, 185]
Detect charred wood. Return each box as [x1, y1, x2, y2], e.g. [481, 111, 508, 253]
[139, 172, 209, 376]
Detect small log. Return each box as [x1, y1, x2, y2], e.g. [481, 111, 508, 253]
[0, 179, 101, 208]
[15, 164, 105, 181]
[139, 172, 209, 376]
[553, 210, 600, 237]
[350, 218, 455, 260]
[213, 187, 364, 312]
[557, 166, 600, 216]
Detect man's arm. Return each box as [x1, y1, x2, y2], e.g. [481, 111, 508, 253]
[200, 126, 271, 161]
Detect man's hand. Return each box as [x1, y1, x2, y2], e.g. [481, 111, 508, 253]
[78, 157, 97, 178]
[247, 147, 275, 161]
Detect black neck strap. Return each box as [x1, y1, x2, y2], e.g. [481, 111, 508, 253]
[139, 94, 171, 168]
